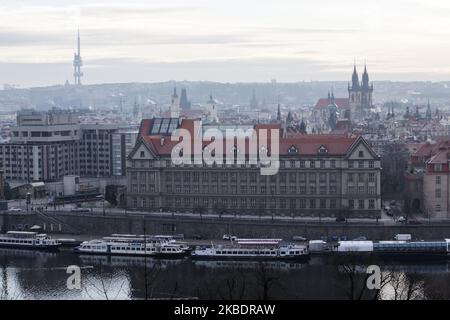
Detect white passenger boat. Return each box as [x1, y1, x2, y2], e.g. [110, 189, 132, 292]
[105, 234, 191, 253]
[191, 238, 309, 261]
[0, 231, 61, 251]
[74, 235, 188, 258]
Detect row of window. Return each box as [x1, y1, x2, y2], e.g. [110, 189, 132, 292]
[131, 159, 377, 169]
[348, 186, 377, 195]
[162, 171, 341, 183]
[130, 197, 377, 210]
[162, 184, 339, 195]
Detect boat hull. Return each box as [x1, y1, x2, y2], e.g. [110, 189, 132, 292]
[73, 248, 189, 259]
[0, 243, 60, 252]
[190, 254, 310, 261]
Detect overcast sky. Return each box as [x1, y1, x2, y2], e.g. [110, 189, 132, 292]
[1, 0, 450, 87]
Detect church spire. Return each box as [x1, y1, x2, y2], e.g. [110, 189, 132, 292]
[426, 98, 432, 120]
[362, 64, 369, 89]
[351, 63, 360, 89]
[277, 103, 281, 121]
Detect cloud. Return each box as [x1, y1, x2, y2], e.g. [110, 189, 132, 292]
[263, 27, 362, 34]
[79, 4, 199, 17]
[0, 29, 67, 46]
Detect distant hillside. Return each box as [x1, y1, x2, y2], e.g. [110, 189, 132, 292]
[1, 80, 450, 112]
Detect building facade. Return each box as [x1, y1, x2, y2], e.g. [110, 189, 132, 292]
[126, 117, 382, 218]
[406, 139, 450, 218]
[0, 109, 138, 182]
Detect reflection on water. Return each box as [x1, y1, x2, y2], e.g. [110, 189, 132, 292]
[78, 254, 185, 269]
[0, 249, 449, 300]
[192, 260, 306, 271]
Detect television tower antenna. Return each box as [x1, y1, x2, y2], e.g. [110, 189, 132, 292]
[73, 29, 83, 85]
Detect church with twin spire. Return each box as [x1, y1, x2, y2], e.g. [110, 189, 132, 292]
[348, 64, 374, 122]
[313, 64, 375, 132]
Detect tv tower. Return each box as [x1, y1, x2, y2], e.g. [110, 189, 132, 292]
[73, 30, 83, 85]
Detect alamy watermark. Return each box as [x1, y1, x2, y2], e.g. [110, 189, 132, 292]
[170, 121, 280, 175]
[66, 265, 81, 290]
[366, 265, 381, 290]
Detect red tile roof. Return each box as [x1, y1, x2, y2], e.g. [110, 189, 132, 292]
[314, 98, 349, 109]
[428, 150, 449, 164]
[137, 118, 360, 157]
[413, 138, 450, 158]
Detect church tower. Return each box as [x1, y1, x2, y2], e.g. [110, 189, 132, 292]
[348, 64, 373, 122]
[170, 88, 180, 118]
[206, 93, 219, 123]
[361, 65, 373, 109]
[426, 99, 432, 121]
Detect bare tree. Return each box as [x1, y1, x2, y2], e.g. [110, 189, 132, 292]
[385, 272, 424, 300]
[83, 262, 126, 300]
[253, 262, 279, 300]
[335, 254, 392, 300]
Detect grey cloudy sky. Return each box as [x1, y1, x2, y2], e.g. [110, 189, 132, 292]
[1, 0, 450, 87]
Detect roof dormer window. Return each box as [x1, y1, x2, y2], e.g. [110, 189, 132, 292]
[318, 145, 328, 154]
[288, 145, 298, 155]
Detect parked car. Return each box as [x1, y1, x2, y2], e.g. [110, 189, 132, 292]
[408, 219, 422, 225]
[9, 207, 22, 212]
[292, 236, 308, 242]
[390, 200, 397, 206]
[222, 234, 237, 241]
[394, 234, 412, 241]
[397, 216, 406, 223]
[353, 236, 367, 241]
[335, 216, 346, 222]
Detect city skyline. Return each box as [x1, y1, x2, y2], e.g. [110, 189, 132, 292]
[2, 0, 450, 87]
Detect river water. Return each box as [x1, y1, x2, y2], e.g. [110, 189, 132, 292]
[0, 248, 449, 300]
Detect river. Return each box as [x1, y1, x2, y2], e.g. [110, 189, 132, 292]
[0, 248, 449, 300]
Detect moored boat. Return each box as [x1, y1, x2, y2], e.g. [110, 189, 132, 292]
[74, 234, 189, 258]
[0, 231, 61, 252]
[191, 238, 309, 261]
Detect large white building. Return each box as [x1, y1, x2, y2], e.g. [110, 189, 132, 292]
[0, 109, 138, 182]
[126, 117, 382, 218]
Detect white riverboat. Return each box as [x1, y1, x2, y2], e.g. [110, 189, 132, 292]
[0, 231, 61, 251]
[74, 235, 188, 258]
[191, 238, 309, 261]
[106, 234, 191, 252]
